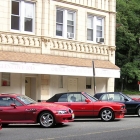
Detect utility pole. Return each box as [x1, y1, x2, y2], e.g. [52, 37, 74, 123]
[92, 61, 96, 94]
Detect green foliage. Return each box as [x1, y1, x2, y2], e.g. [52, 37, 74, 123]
[116, 0, 140, 90]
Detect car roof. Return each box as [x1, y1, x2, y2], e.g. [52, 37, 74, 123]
[47, 92, 83, 102]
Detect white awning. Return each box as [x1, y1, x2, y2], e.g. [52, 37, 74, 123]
[0, 61, 120, 78]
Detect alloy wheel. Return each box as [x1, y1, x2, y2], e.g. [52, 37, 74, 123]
[101, 109, 114, 121]
[39, 112, 54, 128]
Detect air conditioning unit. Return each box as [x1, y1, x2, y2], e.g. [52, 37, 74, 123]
[67, 32, 74, 39]
[96, 37, 104, 43]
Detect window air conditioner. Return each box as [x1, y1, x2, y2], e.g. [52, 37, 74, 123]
[67, 32, 74, 39]
[96, 37, 104, 43]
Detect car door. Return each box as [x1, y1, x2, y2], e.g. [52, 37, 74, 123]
[64, 93, 94, 117]
[103, 93, 137, 114]
[0, 97, 26, 122]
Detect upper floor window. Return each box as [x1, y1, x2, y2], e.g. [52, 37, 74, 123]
[11, 0, 35, 33]
[56, 8, 76, 39]
[87, 15, 104, 43]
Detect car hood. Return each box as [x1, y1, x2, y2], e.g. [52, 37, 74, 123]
[28, 102, 69, 110]
[96, 100, 124, 106]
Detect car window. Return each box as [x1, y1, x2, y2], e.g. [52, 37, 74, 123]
[17, 95, 37, 105]
[107, 94, 115, 101]
[107, 94, 121, 101]
[0, 97, 22, 107]
[101, 94, 108, 101]
[58, 94, 68, 102]
[67, 93, 86, 102]
[119, 94, 125, 101]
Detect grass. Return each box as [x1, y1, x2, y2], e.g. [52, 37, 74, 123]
[121, 90, 140, 95]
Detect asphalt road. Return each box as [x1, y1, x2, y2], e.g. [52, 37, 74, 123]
[0, 116, 140, 140]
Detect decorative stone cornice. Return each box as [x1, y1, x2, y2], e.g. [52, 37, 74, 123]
[0, 32, 115, 59]
[54, 0, 116, 14]
[0, 32, 41, 47]
[43, 37, 111, 56]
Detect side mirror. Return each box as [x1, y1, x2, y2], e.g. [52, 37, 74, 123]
[10, 103, 16, 108]
[124, 98, 128, 101]
[85, 99, 91, 103]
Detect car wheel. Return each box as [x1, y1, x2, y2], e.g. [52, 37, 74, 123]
[137, 107, 140, 116]
[39, 111, 55, 128]
[100, 108, 114, 121]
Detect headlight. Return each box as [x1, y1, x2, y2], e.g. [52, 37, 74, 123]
[57, 110, 68, 114]
[121, 106, 125, 109]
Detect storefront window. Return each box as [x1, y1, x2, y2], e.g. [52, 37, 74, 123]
[1, 73, 10, 86]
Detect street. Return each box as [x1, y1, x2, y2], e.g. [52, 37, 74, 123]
[0, 116, 140, 140]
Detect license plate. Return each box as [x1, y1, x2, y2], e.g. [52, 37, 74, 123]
[72, 113, 74, 119]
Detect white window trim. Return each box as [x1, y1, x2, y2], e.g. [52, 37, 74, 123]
[56, 8, 76, 40]
[11, 0, 35, 34]
[87, 15, 104, 43]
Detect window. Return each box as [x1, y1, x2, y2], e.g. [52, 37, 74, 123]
[56, 8, 76, 39]
[67, 93, 86, 102]
[11, 0, 35, 33]
[58, 76, 63, 88]
[1, 73, 10, 86]
[0, 97, 22, 106]
[86, 77, 92, 89]
[87, 15, 104, 42]
[101, 94, 108, 101]
[58, 94, 68, 102]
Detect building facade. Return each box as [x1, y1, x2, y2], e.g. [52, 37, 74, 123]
[0, 0, 119, 101]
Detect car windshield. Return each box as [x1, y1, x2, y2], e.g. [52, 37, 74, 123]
[17, 95, 37, 105]
[121, 93, 132, 101]
[84, 92, 98, 101]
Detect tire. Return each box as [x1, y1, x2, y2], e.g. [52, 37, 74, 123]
[2, 123, 9, 127]
[137, 107, 140, 116]
[39, 111, 55, 128]
[56, 123, 63, 126]
[100, 108, 114, 122]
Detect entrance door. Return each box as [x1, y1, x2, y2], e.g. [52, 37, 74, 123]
[25, 77, 36, 101]
[68, 78, 77, 92]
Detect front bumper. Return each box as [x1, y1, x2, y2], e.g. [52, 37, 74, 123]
[114, 109, 126, 119]
[0, 123, 2, 130]
[55, 113, 74, 123]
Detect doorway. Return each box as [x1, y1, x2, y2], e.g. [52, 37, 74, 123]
[25, 77, 36, 101]
[68, 78, 78, 92]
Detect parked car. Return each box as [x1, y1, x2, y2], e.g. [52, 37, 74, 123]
[0, 93, 74, 128]
[46, 92, 126, 122]
[94, 92, 140, 116]
[0, 119, 2, 130]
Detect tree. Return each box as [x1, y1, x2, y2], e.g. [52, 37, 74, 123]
[115, 0, 140, 90]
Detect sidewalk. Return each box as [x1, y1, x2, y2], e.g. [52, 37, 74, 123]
[128, 95, 140, 98]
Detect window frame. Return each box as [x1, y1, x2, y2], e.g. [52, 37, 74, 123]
[1, 73, 10, 87]
[86, 77, 92, 89]
[11, 0, 35, 34]
[56, 7, 76, 39]
[87, 15, 104, 43]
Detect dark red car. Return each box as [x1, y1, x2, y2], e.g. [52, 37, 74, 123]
[47, 92, 126, 122]
[0, 119, 2, 130]
[0, 93, 74, 128]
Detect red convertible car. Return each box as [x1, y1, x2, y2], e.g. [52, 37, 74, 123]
[0, 93, 74, 128]
[0, 119, 2, 130]
[47, 92, 126, 122]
